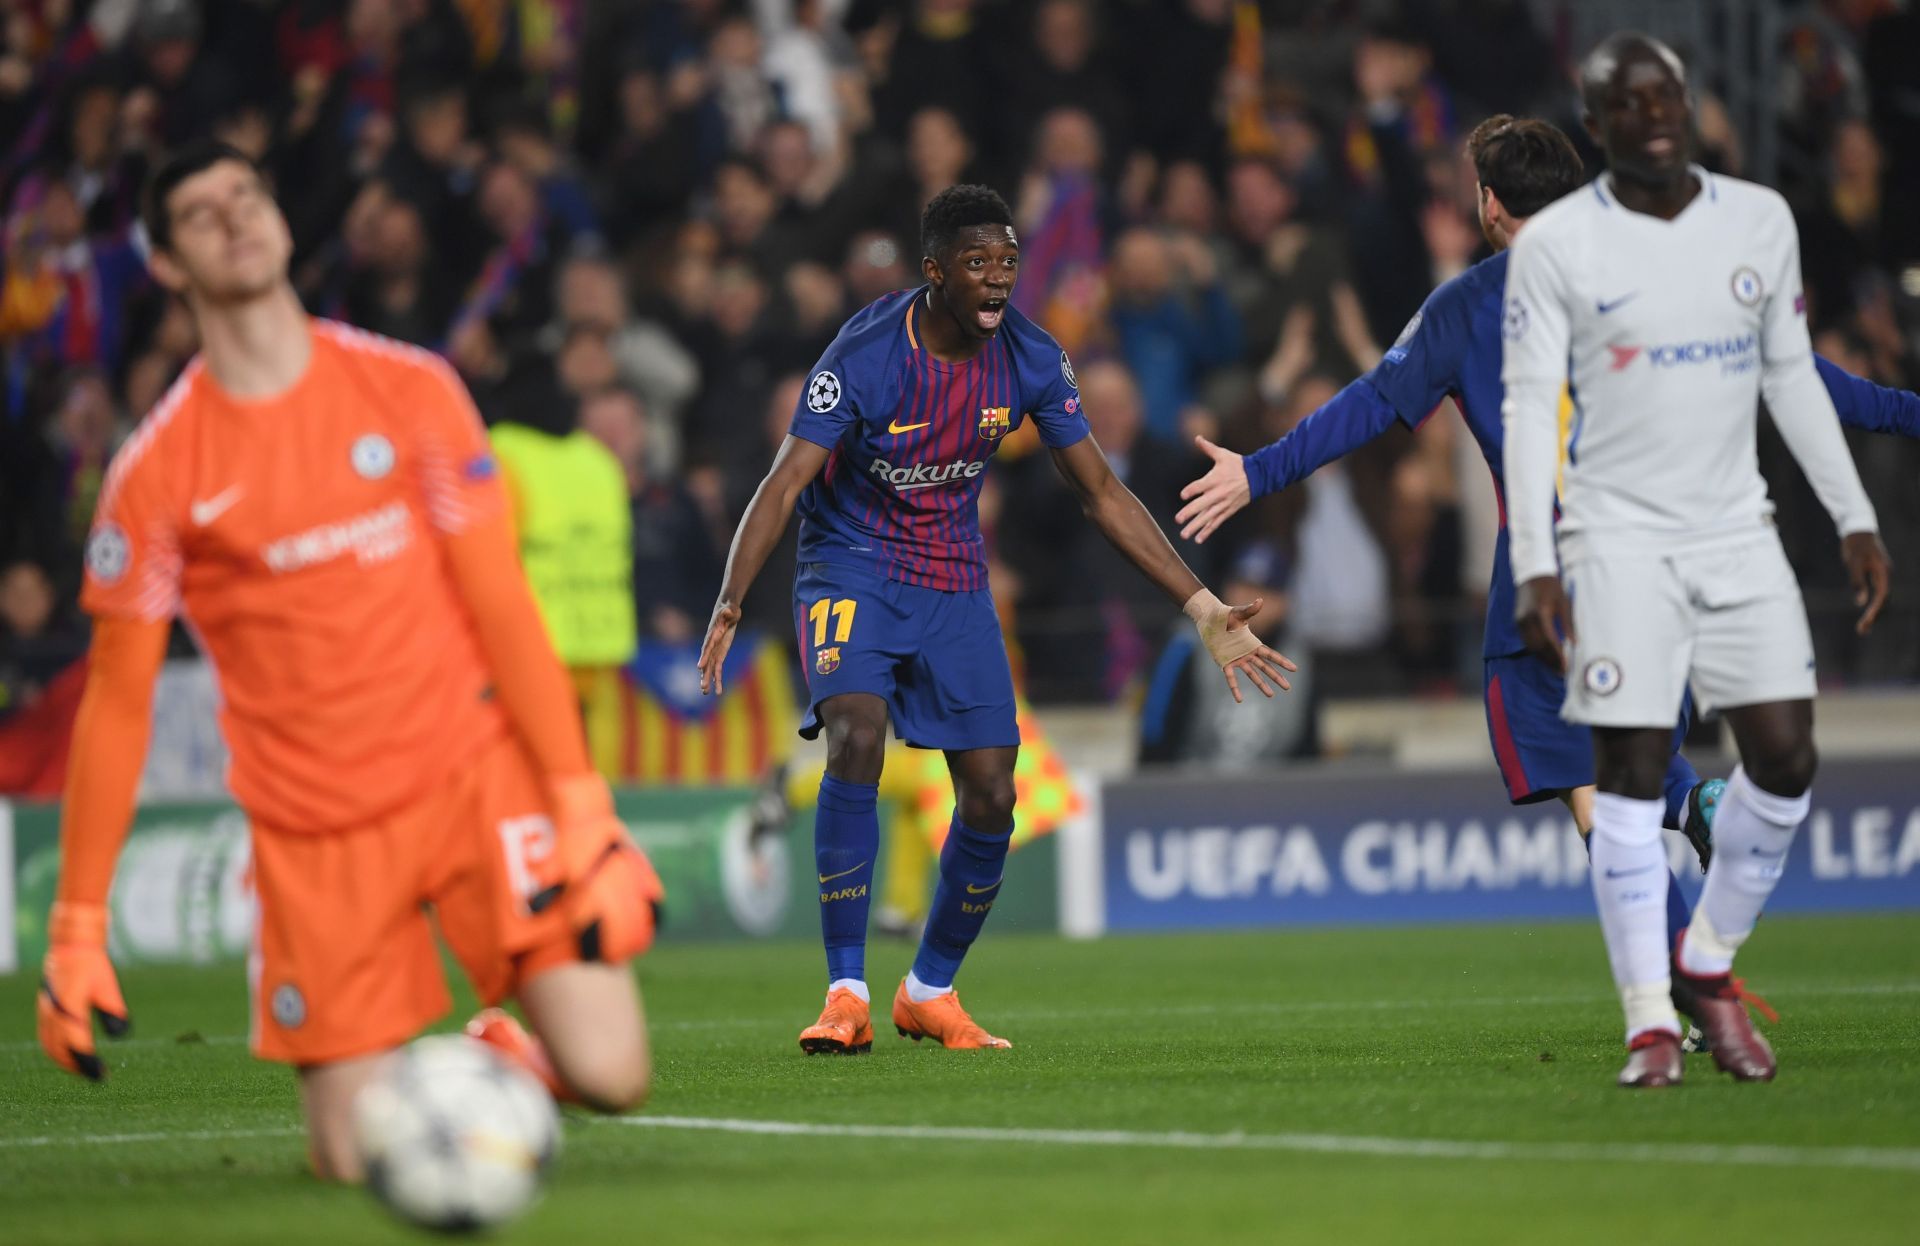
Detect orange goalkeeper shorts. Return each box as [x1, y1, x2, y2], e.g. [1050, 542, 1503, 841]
[247, 732, 578, 1065]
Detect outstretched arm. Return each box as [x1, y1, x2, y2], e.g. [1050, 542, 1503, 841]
[1176, 378, 1403, 543]
[1051, 436, 1296, 702]
[52, 618, 169, 910]
[698, 435, 830, 694]
[1179, 277, 1465, 544]
[1816, 353, 1920, 439]
[39, 615, 169, 1079]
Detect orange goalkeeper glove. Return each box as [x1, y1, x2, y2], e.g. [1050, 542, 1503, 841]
[37, 902, 131, 1081]
[529, 775, 665, 963]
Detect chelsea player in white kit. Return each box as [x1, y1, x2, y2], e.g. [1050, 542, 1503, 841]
[1502, 33, 1893, 1088]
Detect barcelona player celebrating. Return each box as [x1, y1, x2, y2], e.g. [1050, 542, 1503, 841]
[699, 186, 1295, 1052]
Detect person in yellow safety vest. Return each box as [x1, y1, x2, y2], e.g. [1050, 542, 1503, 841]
[489, 411, 638, 730]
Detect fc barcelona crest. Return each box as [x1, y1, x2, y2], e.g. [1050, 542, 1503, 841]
[815, 646, 841, 675]
[978, 406, 1011, 441]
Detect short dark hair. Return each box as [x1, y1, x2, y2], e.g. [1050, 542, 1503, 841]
[1466, 115, 1585, 219]
[920, 183, 1013, 260]
[141, 140, 269, 252]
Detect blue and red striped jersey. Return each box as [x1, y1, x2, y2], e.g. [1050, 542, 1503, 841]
[788, 287, 1090, 592]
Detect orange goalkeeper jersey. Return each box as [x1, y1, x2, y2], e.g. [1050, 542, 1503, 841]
[81, 320, 510, 831]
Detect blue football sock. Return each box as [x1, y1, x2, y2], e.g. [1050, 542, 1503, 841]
[814, 774, 878, 986]
[1658, 754, 1702, 943]
[910, 814, 1012, 990]
[1660, 753, 1701, 831]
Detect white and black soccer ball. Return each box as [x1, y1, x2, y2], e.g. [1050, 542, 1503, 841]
[353, 1035, 560, 1233]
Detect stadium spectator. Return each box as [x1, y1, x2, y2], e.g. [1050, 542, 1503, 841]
[1012, 106, 1107, 355]
[871, 0, 994, 147]
[578, 384, 720, 645]
[2, 176, 145, 382]
[0, 556, 88, 797]
[1008, 0, 1127, 179]
[0, 0, 1913, 706]
[1264, 374, 1393, 660]
[0, 557, 84, 716]
[1796, 119, 1894, 329]
[545, 251, 697, 465]
[1105, 225, 1241, 443]
[1345, 21, 1458, 347]
[1006, 359, 1197, 702]
[842, 228, 912, 308]
[489, 376, 638, 701]
[496, 105, 600, 239]
[1123, 0, 1234, 170]
[1139, 540, 1317, 769]
[896, 104, 976, 243]
[594, 64, 703, 248]
[339, 192, 449, 347]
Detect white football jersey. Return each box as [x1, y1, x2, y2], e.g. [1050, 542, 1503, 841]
[1500, 166, 1877, 583]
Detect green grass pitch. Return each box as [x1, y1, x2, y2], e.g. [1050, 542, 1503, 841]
[2, 915, 1917, 1245]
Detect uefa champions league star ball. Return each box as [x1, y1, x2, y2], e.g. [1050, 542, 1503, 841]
[353, 1034, 561, 1232]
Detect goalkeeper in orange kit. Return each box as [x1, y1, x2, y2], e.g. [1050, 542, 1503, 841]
[37, 142, 660, 1181]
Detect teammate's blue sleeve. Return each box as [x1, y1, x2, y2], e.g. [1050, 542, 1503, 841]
[788, 354, 860, 449]
[1016, 332, 1091, 449]
[1243, 379, 1401, 498]
[1365, 285, 1467, 429]
[1816, 353, 1920, 438]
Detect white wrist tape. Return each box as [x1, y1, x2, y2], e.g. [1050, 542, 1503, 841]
[1183, 588, 1263, 668]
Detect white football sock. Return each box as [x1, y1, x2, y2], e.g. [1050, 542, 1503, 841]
[1679, 766, 1806, 978]
[1590, 792, 1680, 1041]
[829, 978, 870, 1003]
[904, 971, 953, 1003]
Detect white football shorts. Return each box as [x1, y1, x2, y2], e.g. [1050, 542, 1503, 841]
[1557, 525, 1818, 727]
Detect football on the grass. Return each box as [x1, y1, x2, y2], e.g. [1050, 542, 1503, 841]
[353, 1034, 560, 1232]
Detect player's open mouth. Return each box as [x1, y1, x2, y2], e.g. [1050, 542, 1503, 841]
[1644, 136, 1677, 159]
[977, 298, 1006, 331]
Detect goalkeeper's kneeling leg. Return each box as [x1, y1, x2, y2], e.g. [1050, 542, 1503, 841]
[517, 961, 650, 1113]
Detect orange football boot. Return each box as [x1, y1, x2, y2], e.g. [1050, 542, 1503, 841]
[466, 1007, 574, 1103]
[891, 980, 1012, 1049]
[799, 986, 874, 1055]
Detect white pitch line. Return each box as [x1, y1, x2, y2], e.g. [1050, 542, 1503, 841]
[1, 980, 1915, 1052]
[6, 1115, 1918, 1176]
[619, 1115, 1920, 1174]
[0, 1125, 299, 1150]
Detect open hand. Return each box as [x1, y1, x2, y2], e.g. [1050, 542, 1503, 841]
[1842, 531, 1892, 635]
[1189, 594, 1298, 703]
[1176, 436, 1250, 544]
[697, 600, 741, 695]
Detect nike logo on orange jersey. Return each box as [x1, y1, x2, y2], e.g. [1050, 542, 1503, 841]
[886, 418, 932, 434]
[818, 862, 869, 884]
[190, 485, 245, 526]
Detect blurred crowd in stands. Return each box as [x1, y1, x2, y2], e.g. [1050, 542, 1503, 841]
[3, 0, 1919, 777]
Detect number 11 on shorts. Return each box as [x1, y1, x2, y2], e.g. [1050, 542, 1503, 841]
[808, 597, 857, 648]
